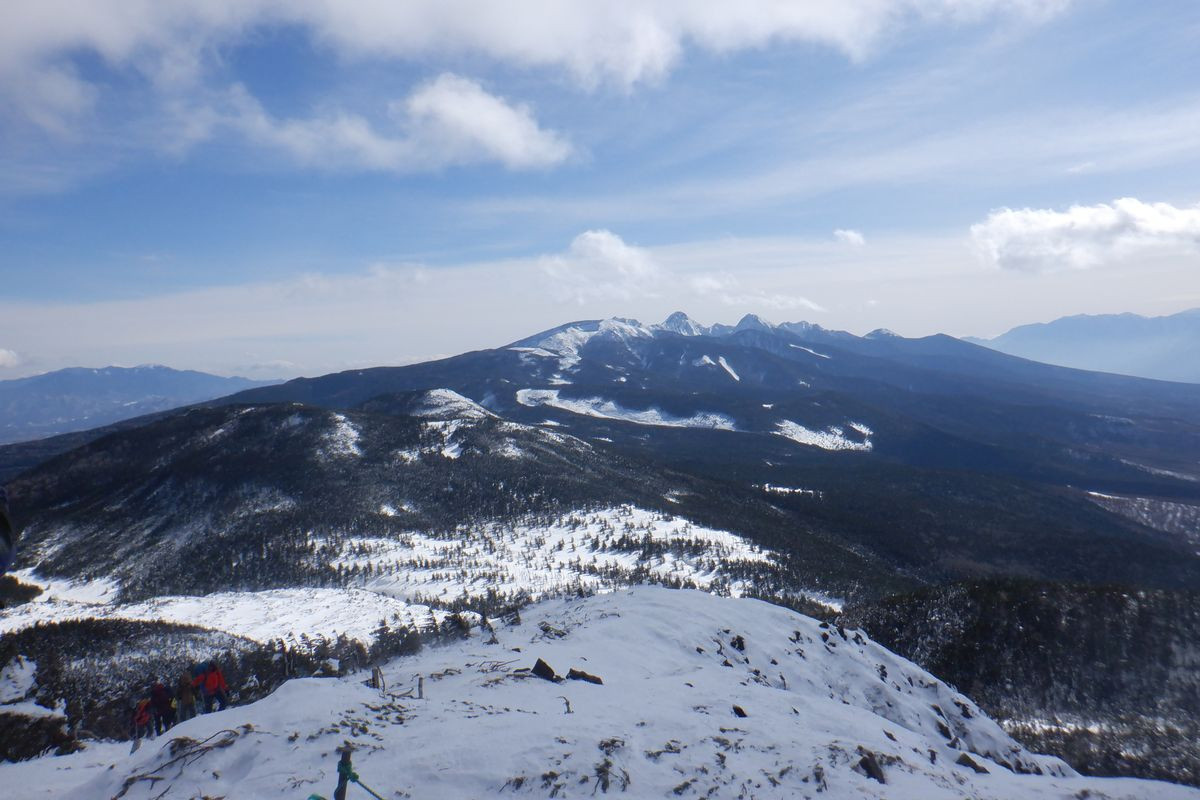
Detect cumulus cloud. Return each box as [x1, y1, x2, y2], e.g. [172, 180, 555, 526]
[402, 74, 573, 169]
[971, 197, 1200, 271]
[0, 0, 1069, 132]
[0, 349, 21, 368]
[834, 228, 866, 246]
[541, 229, 662, 304]
[221, 74, 570, 172]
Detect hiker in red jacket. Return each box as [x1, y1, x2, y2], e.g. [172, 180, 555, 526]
[200, 660, 229, 713]
[150, 678, 175, 734]
[130, 697, 153, 751]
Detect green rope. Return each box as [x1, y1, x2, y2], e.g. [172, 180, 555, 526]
[335, 760, 387, 800]
[353, 777, 386, 800]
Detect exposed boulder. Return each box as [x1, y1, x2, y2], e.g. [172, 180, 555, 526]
[566, 668, 603, 685]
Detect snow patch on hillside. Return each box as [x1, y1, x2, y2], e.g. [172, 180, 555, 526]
[333, 506, 772, 606]
[423, 419, 465, 459]
[322, 413, 361, 458]
[0, 584, 452, 646]
[517, 389, 736, 431]
[409, 389, 493, 421]
[10, 569, 119, 605]
[757, 484, 823, 498]
[791, 344, 832, 359]
[718, 356, 741, 381]
[774, 420, 873, 452]
[17, 588, 1195, 800]
[0, 656, 37, 703]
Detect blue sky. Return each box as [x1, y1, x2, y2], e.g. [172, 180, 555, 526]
[1, 0, 1199, 377]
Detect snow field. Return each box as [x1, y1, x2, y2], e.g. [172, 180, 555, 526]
[0, 583, 455, 646]
[22, 587, 1198, 800]
[2, 508, 780, 644]
[333, 506, 774, 605]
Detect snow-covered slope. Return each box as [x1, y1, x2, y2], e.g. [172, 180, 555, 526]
[6, 588, 1193, 800]
[4, 507, 782, 643]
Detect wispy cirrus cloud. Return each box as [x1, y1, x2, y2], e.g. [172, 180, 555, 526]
[689, 273, 825, 312]
[971, 198, 1200, 272]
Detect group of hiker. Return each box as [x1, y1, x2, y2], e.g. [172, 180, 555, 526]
[130, 661, 230, 746]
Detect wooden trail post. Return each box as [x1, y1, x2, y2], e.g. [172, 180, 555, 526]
[333, 747, 353, 800]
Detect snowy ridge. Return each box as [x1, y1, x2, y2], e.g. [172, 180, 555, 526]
[656, 311, 708, 336]
[516, 318, 654, 371]
[14, 588, 1196, 800]
[517, 389, 736, 431]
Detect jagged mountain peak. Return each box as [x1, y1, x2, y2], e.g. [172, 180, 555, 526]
[656, 310, 708, 336]
[735, 312, 775, 332]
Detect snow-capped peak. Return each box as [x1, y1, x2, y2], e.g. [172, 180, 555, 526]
[512, 318, 653, 370]
[865, 328, 900, 339]
[656, 311, 708, 336]
[735, 313, 775, 332]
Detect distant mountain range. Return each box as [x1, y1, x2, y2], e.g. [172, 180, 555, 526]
[966, 308, 1200, 383]
[3, 312, 1200, 783]
[0, 365, 279, 444]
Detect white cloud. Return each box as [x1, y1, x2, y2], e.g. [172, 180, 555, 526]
[541, 229, 661, 304]
[0, 349, 20, 369]
[0, 1, 1069, 132]
[970, 198, 1200, 271]
[689, 272, 825, 312]
[402, 74, 573, 169]
[224, 74, 570, 172]
[834, 228, 866, 246]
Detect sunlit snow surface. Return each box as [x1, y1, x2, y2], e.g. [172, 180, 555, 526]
[0, 655, 37, 702]
[517, 389, 736, 430]
[774, 420, 873, 452]
[321, 413, 362, 458]
[7, 588, 1196, 800]
[334, 506, 772, 605]
[790, 343, 832, 359]
[0, 580, 453, 645]
[2, 507, 797, 640]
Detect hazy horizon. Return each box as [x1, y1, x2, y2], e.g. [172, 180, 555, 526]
[2, 1, 1198, 379]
